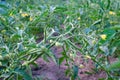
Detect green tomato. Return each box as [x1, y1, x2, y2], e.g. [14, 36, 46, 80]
[49, 40, 54, 43]
[55, 42, 62, 47]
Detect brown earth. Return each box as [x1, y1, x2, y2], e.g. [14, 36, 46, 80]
[31, 46, 117, 80]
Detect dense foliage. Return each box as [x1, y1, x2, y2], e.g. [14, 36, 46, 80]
[0, 0, 120, 80]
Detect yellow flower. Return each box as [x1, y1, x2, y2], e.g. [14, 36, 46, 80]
[85, 55, 91, 59]
[77, 17, 81, 20]
[29, 17, 33, 21]
[21, 13, 29, 17]
[79, 64, 84, 68]
[100, 34, 107, 40]
[109, 11, 116, 15]
[9, 13, 13, 16]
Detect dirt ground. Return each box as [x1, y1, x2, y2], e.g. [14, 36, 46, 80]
[31, 46, 116, 80]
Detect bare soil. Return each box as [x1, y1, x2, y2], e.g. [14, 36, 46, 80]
[32, 46, 118, 80]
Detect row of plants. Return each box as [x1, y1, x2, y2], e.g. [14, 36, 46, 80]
[0, 0, 120, 80]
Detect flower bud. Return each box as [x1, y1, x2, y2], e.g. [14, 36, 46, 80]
[55, 42, 62, 47]
[85, 55, 91, 59]
[79, 64, 84, 68]
[100, 34, 107, 40]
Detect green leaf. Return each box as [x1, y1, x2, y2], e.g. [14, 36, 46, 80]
[112, 39, 120, 47]
[99, 28, 116, 45]
[46, 51, 58, 65]
[84, 71, 93, 75]
[99, 46, 109, 56]
[98, 78, 105, 80]
[92, 19, 102, 26]
[110, 25, 120, 30]
[17, 42, 24, 51]
[103, 29, 116, 40]
[73, 65, 79, 80]
[109, 47, 116, 55]
[83, 28, 92, 34]
[54, 6, 67, 13]
[0, 4, 8, 9]
[0, 2, 9, 15]
[30, 61, 38, 68]
[65, 68, 71, 76]
[0, 73, 11, 78]
[58, 57, 65, 65]
[14, 69, 33, 80]
[107, 60, 120, 71]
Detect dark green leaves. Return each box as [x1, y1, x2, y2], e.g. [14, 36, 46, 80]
[0, 1, 9, 15]
[71, 65, 79, 80]
[14, 68, 33, 80]
[110, 25, 120, 30]
[54, 6, 67, 13]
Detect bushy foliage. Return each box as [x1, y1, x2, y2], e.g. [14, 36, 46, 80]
[0, 0, 120, 80]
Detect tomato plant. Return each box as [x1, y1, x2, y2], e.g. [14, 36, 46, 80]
[0, 0, 120, 80]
